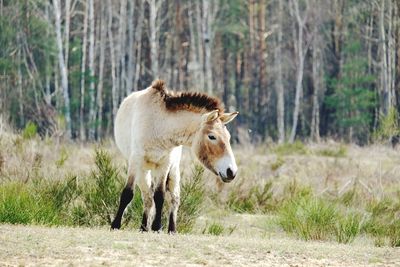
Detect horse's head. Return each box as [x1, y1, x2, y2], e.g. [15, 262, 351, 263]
[192, 110, 239, 183]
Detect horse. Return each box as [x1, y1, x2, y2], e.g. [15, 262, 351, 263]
[111, 79, 238, 233]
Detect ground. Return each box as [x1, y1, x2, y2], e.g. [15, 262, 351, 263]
[1, 215, 399, 267]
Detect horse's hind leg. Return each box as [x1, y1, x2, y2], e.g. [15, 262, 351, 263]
[167, 164, 180, 233]
[111, 171, 135, 230]
[138, 171, 155, 231]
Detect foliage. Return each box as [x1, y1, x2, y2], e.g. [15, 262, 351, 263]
[0, 182, 61, 225]
[271, 141, 308, 156]
[316, 146, 347, 158]
[203, 222, 225, 236]
[22, 121, 38, 140]
[278, 195, 338, 241]
[325, 41, 376, 143]
[227, 181, 276, 213]
[177, 165, 206, 233]
[373, 108, 400, 144]
[334, 212, 364, 244]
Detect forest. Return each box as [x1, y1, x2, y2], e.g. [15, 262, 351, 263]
[0, 0, 399, 144]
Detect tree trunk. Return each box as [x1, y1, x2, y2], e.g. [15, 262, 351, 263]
[96, 2, 106, 140]
[149, 0, 160, 78]
[133, 0, 144, 92]
[108, 0, 118, 122]
[79, 0, 88, 141]
[88, 0, 96, 140]
[203, 0, 213, 94]
[275, 0, 285, 143]
[126, 0, 135, 94]
[53, 0, 72, 139]
[289, 0, 307, 143]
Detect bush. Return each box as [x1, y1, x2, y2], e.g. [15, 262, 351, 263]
[22, 121, 37, 139]
[316, 146, 347, 158]
[0, 182, 61, 225]
[177, 165, 206, 233]
[203, 222, 225, 236]
[334, 212, 364, 244]
[278, 196, 337, 241]
[227, 181, 276, 213]
[272, 141, 308, 156]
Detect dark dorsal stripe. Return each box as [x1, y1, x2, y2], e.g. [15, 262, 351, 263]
[151, 79, 224, 113]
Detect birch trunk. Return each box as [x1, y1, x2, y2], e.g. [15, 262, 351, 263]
[53, 0, 72, 139]
[88, 0, 96, 140]
[380, 0, 390, 115]
[311, 33, 321, 142]
[289, 0, 307, 143]
[133, 1, 144, 92]
[79, 0, 88, 141]
[126, 0, 135, 94]
[275, 0, 285, 143]
[117, 0, 127, 97]
[107, 0, 118, 122]
[96, 3, 106, 140]
[203, 0, 213, 94]
[148, 0, 160, 78]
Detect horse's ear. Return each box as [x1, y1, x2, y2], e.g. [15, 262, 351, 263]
[202, 110, 219, 123]
[220, 112, 239, 124]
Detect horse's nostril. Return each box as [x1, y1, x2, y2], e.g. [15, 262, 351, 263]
[227, 168, 236, 180]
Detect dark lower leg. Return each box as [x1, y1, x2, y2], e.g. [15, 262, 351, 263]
[168, 212, 176, 233]
[111, 187, 134, 229]
[151, 187, 165, 231]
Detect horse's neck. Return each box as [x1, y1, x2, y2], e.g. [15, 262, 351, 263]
[156, 111, 202, 148]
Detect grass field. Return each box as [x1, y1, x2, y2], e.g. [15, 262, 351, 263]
[0, 123, 399, 265]
[0, 220, 399, 266]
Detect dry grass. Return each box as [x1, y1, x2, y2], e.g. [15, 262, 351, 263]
[1, 120, 400, 249]
[0, 222, 398, 266]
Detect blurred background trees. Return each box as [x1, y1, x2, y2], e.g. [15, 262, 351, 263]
[0, 0, 399, 145]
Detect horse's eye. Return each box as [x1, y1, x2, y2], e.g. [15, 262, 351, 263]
[208, 134, 216, 141]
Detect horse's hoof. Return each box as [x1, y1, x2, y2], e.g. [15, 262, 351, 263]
[111, 221, 121, 230]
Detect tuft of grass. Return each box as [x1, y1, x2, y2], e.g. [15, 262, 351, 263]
[271, 157, 285, 171]
[334, 212, 364, 244]
[177, 165, 206, 233]
[227, 181, 276, 213]
[364, 197, 400, 247]
[278, 196, 337, 241]
[0, 182, 61, 225]
[22, 121, 38, 140]
[55, 148, 69, 168]
[203, 222, 225, 236]
[272, 141, 308, 156]
[316, 146, 347, 158]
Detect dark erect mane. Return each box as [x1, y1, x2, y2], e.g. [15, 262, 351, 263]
[151, 79, 224, 113]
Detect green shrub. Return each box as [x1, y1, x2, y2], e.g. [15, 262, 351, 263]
[373, 107, 400, 144]
[227, 181, 276, 213]
[22, 121, 37, 139]
[272, 141, 308, 156]
[316, 146, 347, 158]
[334, 212, 364, 244]
[0, 182, 60, 225]
[365, 197, 400, 247]
[278, 196, 338, 241]
[177, 165, 206, 233]
[271, 157, 285, 171]
[203, 222, 225, 236]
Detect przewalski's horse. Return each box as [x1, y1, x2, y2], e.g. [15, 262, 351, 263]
[111, 79, 238, 233]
